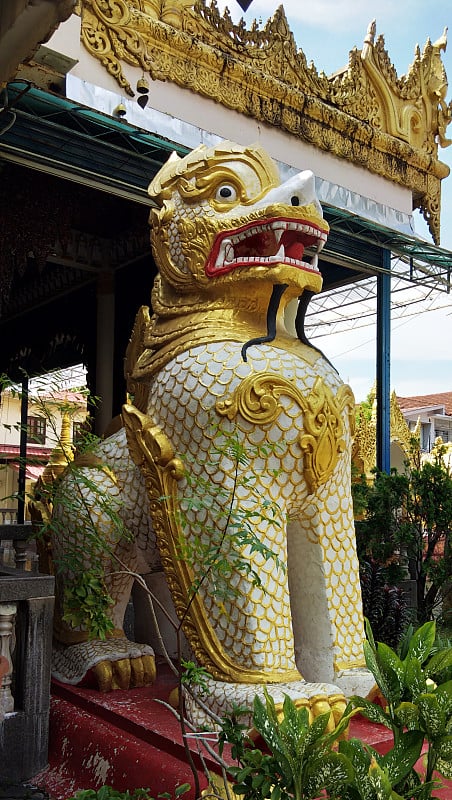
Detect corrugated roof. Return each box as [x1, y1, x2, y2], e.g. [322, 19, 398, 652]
[397, 392, 452, 415]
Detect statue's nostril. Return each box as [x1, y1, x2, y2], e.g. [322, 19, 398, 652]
[291, 196, 300, 206]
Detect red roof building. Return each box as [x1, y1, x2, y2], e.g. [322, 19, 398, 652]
[397, 392, 452, 452]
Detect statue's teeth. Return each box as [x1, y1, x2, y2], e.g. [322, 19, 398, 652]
[216, 238, 234, 266]
[274, 227, 285, 247]
[275, 243, 285, 260]
[225, 242, 235, 263]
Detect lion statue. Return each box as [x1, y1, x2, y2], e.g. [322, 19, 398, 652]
[49, 140, 373, 727]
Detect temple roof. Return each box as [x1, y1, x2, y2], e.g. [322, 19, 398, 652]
[75, 1, 452, 243]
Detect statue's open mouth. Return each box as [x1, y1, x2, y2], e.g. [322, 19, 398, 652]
[206, 217, 328, 277]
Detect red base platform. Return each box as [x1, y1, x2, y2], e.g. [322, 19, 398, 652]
[35, 665, 452, 800]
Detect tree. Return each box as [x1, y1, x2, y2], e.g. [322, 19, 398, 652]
[355, 442, 452, 624]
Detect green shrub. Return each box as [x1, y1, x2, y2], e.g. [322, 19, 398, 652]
[360, 559, 409, 648]
[68, 789, 153, 800]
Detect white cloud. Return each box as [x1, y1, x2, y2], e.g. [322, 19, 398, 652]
[390, 308, 452, 361]
[219, 0, 398, 35]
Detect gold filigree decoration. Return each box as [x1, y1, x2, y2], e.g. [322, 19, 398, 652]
[217, 374, 355, 494]
[78, 0, 451, 243]
[124, 305, 152, 413]
[353, 388, 420, 476]
[122, 402, 299, 683]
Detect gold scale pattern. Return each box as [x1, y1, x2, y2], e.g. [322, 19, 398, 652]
[141, 339, 365, 680]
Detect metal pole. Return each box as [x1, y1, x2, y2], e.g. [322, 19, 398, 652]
[17, 373, 29, 524]
[376, 249, 391, 473]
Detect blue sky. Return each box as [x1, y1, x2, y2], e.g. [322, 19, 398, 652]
[217, 0, 452, 401]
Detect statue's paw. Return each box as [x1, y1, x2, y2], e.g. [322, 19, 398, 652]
[271, 691, 348, 733]
[185, 678, 347, 732]
[52, 637, 156, 690]
[334, 667, 375, 698]
[93, 654, 156, 691]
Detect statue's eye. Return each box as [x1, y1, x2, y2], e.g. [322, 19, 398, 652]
[215, 184, 237, 202]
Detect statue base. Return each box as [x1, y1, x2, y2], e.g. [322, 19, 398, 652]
[34, 661, 452, 800]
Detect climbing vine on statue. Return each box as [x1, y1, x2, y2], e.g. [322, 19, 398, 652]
[0, 369, 121, 640]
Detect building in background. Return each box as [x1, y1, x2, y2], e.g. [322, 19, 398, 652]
[0, 369, 88, 523]
[398, 392, 452, 454]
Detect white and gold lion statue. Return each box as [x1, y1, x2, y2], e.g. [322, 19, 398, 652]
[49, 140, 373, 726]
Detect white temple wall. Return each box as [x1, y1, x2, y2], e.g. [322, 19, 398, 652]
[47, 14, 413, 219]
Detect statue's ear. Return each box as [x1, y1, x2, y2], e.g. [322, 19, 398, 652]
[148, 151, 182, 203]
[167, 151, 181, 165]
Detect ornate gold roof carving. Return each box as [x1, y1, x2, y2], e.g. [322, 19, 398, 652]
[353, 389, 420, 476]
[78, 0, 451, 243]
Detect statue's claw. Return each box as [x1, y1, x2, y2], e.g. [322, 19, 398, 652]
[290, 692, 347, 729]
[93, 654, 156, 691]
[185, 678, 348, 732]
[245, 692, 348, 740]
[52, 637, 156, 689]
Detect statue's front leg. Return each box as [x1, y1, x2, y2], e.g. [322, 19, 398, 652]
[171, 448, 350, 730]
[288, 455, 374, 698]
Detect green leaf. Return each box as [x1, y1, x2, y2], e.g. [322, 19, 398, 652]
[339, 737, 374, 793]
[303, 751, 354, 797]
[367, 759, 394, 800]
[425, 647, 452, 681]
[174, 785, 191, 797]
[394, 702, 420, 730]
[404, 656, 428, 700]
[436, 734, 452, 761]
[434, 679, 452, 718]
[348, 696, 392, 729]
[417, 692, 446, 738]
[436, 756, 452, 779]
[407, 621, 436, 665]
[252, 694, 292, 783]
[363, 640, 391, 698]
[379, 729, 424, 784]
[365, 617, 376, 651]
[376, 642, 404, 704]
[302, 710, 331, 747]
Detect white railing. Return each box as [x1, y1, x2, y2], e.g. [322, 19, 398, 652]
[0, 602, 16, 720]
[0, 508, 18, 525]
